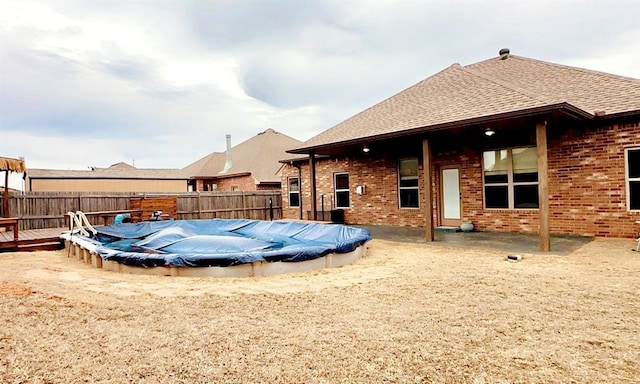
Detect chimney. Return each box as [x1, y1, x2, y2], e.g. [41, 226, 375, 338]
[499, 48, 510, 60]
[220, 134, 233, 174]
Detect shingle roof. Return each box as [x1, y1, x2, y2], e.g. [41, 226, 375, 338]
[28, 162, 184, 179]
[181, 128, 302, 184]
[290, 52, 640, 154]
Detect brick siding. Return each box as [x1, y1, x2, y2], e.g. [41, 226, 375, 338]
[546, 122, 640, 237]
[282, 120, 640, 238]
[196, 175, 258, 192]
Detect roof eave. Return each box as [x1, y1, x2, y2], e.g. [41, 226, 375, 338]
[289, 103, 593, 155]
[189, 172, 252, 180]
[257, 181, 281, 186]
[279, 154, 330, 163]
[594, 109, 640, 121]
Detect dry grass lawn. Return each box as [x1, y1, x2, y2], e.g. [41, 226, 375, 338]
[1, 238, 639, 383]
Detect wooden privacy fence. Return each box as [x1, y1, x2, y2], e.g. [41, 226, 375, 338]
[2, 191, 282, 230]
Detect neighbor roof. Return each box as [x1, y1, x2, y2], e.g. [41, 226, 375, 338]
[181, 128, 302, 184]
[290, 51, 640, 154]
[28, 162, 185, 179]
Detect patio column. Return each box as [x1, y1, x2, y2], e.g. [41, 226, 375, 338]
[309, 152, 317, 221]
[536, 121, 550, 251]
[422, 139, 435, 241]
[297, 164, 303, 220]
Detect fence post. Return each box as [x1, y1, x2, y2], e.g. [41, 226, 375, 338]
[197, 191, 201, 219]
[269, 197, 273, 221]
[19, 194, 25, 230]
[242, 191, 246, 219]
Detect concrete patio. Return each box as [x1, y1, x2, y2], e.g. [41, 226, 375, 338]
[358, 225, 596, 255]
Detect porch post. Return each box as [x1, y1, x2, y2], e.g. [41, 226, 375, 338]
[536, 121, 550, 251]
[422, 139, 435, 241]
[309, 152, 317, 221]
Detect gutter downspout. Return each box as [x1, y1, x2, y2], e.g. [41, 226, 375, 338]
[309, 152, 317, 221]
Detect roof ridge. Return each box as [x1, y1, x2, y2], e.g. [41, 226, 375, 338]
[459, 60, 555, 104]
[506, 54, 640, 82]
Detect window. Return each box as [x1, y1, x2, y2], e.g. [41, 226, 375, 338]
[334, 173, 350, 208]
[288, 177, 300, 207]
[627, 148, 640, 210]
[399, 158, 420, 208]
[483, 147, 538, 209]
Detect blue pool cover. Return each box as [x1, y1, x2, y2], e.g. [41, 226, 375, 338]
[75, 219, 371, 268]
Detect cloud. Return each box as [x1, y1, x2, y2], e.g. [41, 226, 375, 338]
[1, 0, 639, 190]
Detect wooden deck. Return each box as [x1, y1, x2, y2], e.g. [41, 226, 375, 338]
[0, 227, 66, 252]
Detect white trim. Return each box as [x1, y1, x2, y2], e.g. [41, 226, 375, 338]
[441, 167, 461, 221]
[288, 176, 300, 207]
[398, 158, 420, 209]
[482, 147, 539, 210]
[625, 147, 640, 211]
[334, 172, 350, 208]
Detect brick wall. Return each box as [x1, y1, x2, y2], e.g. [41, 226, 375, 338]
[216, 175, 257, 191]
[438, 149, 542, 234]
[282, 120, 640, 237]
[546, 121, 640, 237]
[196, 175, 258, 192]
[282, 157, 429, 227]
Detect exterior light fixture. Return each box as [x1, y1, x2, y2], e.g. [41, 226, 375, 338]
[362, 145, 370, 153]
[485, 128, 496, 137]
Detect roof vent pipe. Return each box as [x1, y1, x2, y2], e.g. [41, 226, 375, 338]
[499, 48, 510, 60]
[220, 134, 233, 174]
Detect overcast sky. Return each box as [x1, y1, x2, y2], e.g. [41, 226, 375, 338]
[1, 0, 639, 185]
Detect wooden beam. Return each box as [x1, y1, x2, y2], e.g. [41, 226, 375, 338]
[3, 171, 9, 217]
[309, 152, 317, 221]
[422, 139, 435, 241]
[536, 121, 550, 251]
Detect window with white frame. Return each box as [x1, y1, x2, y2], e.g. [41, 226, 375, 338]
[288, 177, 300, 207]
[483, 147, 539, 209]
[626, 148, 640, 210]
[334, 173, 350, 208]
[399, 158, 419, 208]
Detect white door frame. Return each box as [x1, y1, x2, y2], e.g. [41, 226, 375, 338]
[440, 167, 462, 227]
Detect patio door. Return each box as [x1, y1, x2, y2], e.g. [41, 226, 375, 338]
[440, 167, 461, 227]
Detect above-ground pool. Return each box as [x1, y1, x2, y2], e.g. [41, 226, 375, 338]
[62, 219, 371, 277]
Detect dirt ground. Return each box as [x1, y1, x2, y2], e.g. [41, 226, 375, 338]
[1, 238, 639, 383]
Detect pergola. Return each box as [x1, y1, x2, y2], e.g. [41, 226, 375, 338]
[1, 156, 26, 217]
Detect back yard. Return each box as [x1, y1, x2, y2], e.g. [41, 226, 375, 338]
[1, 237, 638, 383]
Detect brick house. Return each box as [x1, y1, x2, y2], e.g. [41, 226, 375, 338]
[182, 128, 302, 192]
[281, 49, 640, 250]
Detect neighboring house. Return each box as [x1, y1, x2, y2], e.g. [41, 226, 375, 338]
[182, 128, 302, 192]
[27, 162, 187, 193]
[282, 49, 640, 249]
